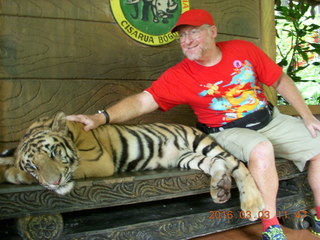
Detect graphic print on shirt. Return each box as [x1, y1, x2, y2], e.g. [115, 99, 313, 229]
[199, 60, 266, 124]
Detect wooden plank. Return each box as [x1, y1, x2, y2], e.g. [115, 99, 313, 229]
[0, 15, 260, 80]
[0, 16, 183, 80]
[0, 0, 114, 22]
[278, 105, 320, 116]
[217, 35, 260, 47]
[191, 0, 260, 38]
[0, 0, 260, 39]
[0, 169, 211, 220]
[0, 0, 262, 81]
[260, 0, 277, 60]
[0, 159, 306, 220]
[0, 79, 197, 149]
[260, 0, 278, 105]
[59, 185, 310, 240]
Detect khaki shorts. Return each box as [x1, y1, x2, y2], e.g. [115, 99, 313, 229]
[211, 107, 320, 171]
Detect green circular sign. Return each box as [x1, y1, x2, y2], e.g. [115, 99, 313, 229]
[110, 0, 190, 46]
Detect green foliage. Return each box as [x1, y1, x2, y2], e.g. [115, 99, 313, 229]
[275, 1, 320, 104]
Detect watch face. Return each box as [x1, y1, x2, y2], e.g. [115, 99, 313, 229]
[98, 110, 109, 124]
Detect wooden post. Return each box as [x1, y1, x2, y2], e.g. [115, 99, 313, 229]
[260, 0, 278, 106]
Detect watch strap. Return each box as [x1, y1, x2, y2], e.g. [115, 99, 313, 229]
[97, 110, 110, 124]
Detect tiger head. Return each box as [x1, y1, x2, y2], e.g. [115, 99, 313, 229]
[16, 112, 79, 195]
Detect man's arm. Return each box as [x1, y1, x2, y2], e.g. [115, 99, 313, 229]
[66, 91, 159, 131]
[272, 73, 320, 137]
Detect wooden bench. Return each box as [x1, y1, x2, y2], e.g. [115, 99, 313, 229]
[0, 159, 314, 240]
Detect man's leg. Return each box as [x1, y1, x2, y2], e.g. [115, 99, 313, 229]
[248, 140, 287, 240]
[308, 153, 320, 209]
[211, 128, 281, 229]
[248, 140, 279, 224]
[305, 153, 320, 237]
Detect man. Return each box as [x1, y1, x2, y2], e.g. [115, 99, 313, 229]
[67, 9, 320, 239]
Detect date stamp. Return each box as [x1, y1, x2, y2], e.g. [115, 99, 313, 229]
[208, 210, 308, 220]
[208, 210, 269, 220]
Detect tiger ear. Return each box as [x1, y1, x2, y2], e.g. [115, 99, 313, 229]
[51, 112, 68, 135]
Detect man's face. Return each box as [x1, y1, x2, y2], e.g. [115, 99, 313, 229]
[177, 25, 215, 61]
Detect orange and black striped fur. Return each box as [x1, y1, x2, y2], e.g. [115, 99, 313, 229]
[0, 112, 264, 220]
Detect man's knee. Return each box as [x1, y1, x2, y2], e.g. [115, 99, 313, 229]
[311, 153, 320, 161]
[249, 140, 275, 171]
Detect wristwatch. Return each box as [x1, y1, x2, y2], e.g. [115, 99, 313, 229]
[97, 110, 110, 124]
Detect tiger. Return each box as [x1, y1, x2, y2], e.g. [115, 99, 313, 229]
[0, 112, 264, 220]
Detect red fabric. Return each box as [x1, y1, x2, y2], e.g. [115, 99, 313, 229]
[261, 216, 280, 232]
[316, 206, 320, 219]
[171, 9, 214, 33]
[146, 40, 283, 127]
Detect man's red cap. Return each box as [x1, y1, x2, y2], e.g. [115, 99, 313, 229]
[171, 9, 214, 33]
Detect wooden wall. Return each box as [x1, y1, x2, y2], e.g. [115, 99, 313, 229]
[0, 0, 276, 150]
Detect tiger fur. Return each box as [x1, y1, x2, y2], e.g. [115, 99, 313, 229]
[0, 112, 264, 220]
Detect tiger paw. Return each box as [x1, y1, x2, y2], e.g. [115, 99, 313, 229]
[239, 186, 265, 221]
[4, 167, 35, 184]
[210, 173, 232, 203]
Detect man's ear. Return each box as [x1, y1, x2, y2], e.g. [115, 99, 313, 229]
[210, 25, 218, 38]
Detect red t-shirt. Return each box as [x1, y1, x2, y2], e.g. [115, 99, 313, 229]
[146, 40, 283, 127]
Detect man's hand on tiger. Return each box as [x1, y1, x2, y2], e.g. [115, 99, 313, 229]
[66, 114, 105, 131]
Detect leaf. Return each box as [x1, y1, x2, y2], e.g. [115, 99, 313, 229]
[301, 52, 309, 62]
[310, 43, 320, 50]
[274, 0, 319, 104]
[291, 75, 302, 82]
[309, 24, 320, 31]
[299, 2, 310, 15]
[277, 59, 288, 67]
